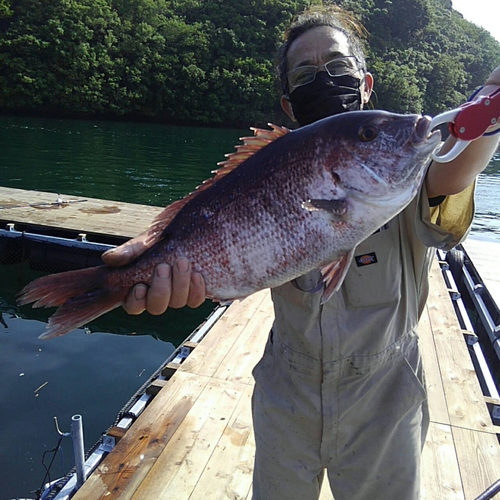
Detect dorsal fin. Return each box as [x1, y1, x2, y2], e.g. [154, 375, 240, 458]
[146, 123, 290, 241]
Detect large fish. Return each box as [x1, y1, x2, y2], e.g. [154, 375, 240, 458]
[18, 111, 440, 339]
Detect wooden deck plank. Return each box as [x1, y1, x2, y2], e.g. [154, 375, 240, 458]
[179, 291, 268, 378]
[212, 294, 273, 385]
[421, 423, 465, 500]
[0, 186, 161, 238]
[426, 260, 495, 433]
[247, 470, 334, 499]
[73, 371, 210, 500]
[418, 305, 450, 425]
[131, 378, 248, 500]
[452, 427, 500, 500]
[188, 384, 256, 500]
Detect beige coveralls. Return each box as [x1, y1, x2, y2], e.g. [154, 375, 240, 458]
[252, 183, 475, 500]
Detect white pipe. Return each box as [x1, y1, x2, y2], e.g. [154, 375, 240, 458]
[71, 415, 86, 489]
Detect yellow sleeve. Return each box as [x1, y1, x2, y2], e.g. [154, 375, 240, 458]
[413, 181, 475, 250]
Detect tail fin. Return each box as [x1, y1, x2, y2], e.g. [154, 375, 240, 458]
[17, 266, 126, 339]
[18, 267, 107, 308]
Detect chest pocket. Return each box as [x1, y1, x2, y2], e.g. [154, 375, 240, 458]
[343, 219, 402, 308]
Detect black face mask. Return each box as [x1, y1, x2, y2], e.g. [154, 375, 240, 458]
[288, 73, 362, 127]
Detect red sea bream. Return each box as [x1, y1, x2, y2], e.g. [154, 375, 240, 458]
[18, 110, 441, 338]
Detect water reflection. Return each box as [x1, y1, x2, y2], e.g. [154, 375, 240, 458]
[0, 116, 246, 207]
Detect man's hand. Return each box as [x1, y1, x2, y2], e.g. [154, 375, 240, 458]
[485, 64, 500, 88]
[102, 232, 206, 315]
[483, 64, 500, 133]
[426, 63, 500, 198]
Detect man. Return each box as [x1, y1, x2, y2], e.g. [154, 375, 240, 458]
[103, 7, 500, 499]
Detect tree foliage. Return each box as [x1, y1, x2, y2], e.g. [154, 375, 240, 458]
[0, 0, 499, 126]
[341, 0, 500, 116]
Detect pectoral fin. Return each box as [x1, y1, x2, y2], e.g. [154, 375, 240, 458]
[302, 198, 349, 219]
[320, 249, 355, 304]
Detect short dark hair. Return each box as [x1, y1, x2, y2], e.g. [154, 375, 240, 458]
[278, 5, 368, 95]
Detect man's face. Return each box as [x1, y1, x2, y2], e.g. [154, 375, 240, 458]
[281, 26, 373, 122]
[288, 26, 353, 77]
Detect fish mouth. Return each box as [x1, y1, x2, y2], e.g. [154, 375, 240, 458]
[410, 116, 441, 152]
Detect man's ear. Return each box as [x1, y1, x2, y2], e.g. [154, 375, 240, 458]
[281, 95, 297, 122]
[361, 73, 374, 106]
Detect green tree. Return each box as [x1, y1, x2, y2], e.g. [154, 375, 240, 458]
[0, 0, 498, 126]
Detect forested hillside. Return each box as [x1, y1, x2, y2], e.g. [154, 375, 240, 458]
[0, 0, 499, 127]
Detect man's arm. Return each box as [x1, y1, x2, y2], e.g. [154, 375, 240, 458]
[426, 66, 500, 198]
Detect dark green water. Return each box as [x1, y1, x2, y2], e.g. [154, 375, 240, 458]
[1, 116, 499, 499]
[0, 116, 245, 499]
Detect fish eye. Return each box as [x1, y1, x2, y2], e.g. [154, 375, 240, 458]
[358, 125, 378, 142]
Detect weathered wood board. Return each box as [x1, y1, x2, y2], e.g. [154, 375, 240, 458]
[452, 427, 500, 500]
[421, 423, 464, 500]
[427, 259, 496, 434]
[179, 291, 269, 380]
[0, 186, 162, 238]
[130, 378, 249, 499]
[73, 291, 271, 500]
[418, 305, 450, 426]
[73, 370, 210, 499]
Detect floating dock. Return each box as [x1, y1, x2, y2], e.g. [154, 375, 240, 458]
[70, 264, 500, 500]
[1, 187, 499, 500]
[0, 186, 161, 239]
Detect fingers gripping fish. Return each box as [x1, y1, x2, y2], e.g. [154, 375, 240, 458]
[17, 111, 441, 339]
